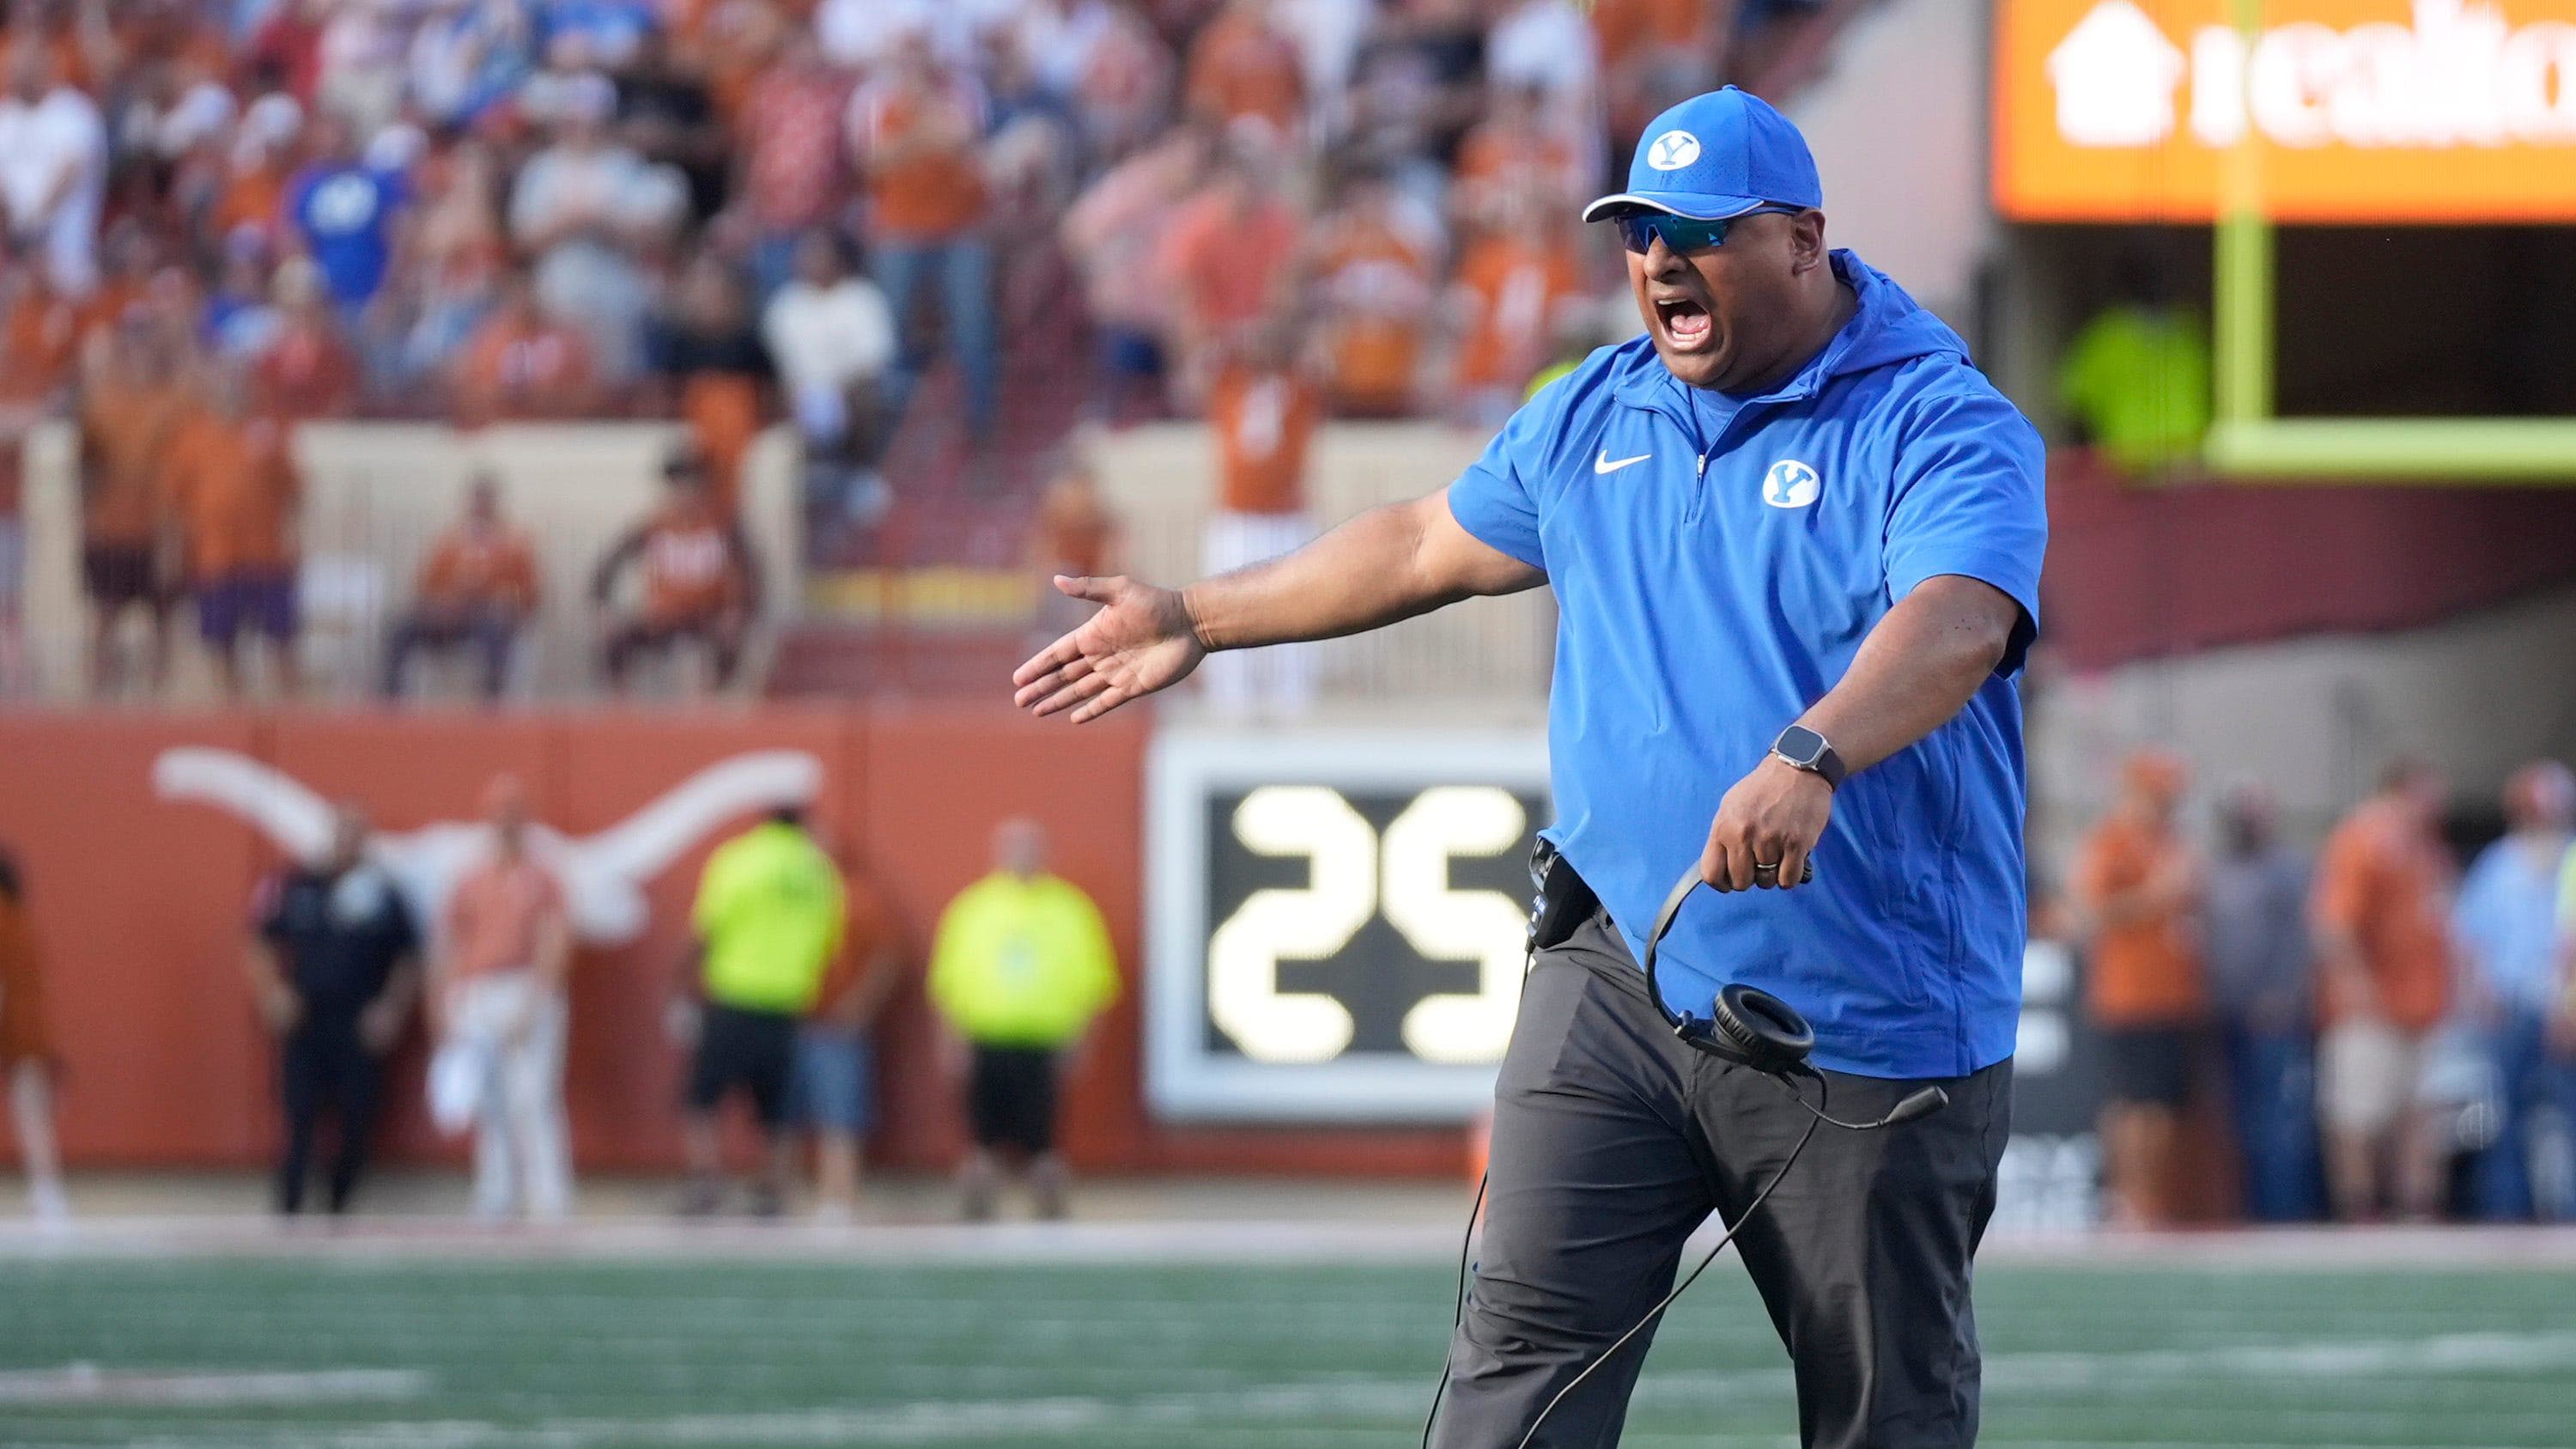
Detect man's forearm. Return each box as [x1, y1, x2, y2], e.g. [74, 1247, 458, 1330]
[1181, 496, 1533, 651]
[1183, 504, 1436, 650]
[1797, 575, 2017, 774]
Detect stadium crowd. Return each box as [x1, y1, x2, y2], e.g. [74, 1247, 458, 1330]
[2070, 752, 2576, 1228]
[0, 0, 1851, 702]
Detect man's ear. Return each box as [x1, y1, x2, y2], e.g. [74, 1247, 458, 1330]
[1789, 210, 1829, 274]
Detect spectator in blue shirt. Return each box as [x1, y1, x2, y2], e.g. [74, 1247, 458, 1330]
[284, 114, 407, 315]
[2453, 760, 2576, 1221]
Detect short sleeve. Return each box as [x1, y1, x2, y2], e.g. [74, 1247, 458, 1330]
[690, 850, 732, 939]
[1443, 387, 1564, 571]
[2311, 826, 2372, 935]
[1884, 390, 2049, 676]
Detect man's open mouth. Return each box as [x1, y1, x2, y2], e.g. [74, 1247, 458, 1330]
[1654, 295, 1714, 349]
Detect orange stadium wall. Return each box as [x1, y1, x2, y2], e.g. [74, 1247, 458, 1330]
[0, 706, 1470, 1178]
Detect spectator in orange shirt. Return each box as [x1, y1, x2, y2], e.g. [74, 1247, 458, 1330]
[434, 774, 574, 1225]
[850, 29, 999, 438]
[1199, 326, 1321, 718]
[253, 256, 359, 421]
[162, 367, 303, 699]
[381, 472, 542, 702]
[1454, 82, 1584, 234]
[2, 253, 79, 693]
[76, 315, 191, 696]
[1306, 167, 1437, 417]
[1028, 450, 1120, 647]
[2312, 757, 2456, 1222]
[791, 852, 905, 1221]
[1184, 0, 1305, 148]
[2072, 749, 2206, 1228]
[1591, 0, 1719, 155]
[1030, 453, 1118, 583]
[1447, 188, 1587, 427]
[590, 448, 762, 695]
[452, 269, 601, 423]
[0, 843, 68, 1224]
[0, 253, 81, 408]
[1154, 145, 1302, 406]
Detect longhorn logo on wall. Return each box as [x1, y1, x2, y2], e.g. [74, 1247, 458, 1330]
[152, 748, 826, 943]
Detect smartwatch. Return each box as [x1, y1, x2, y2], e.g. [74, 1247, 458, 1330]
[1770, 725, 1847, 791]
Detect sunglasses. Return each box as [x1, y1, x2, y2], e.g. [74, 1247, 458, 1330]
[1613, 205, 1805, 255]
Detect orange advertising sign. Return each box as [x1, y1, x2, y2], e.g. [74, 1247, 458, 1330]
[1994, 0, 2576, 221]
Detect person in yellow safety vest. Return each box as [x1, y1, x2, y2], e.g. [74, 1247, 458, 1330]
[670, 802, 846, 1218]
[928, 817, 1120, 1221]
[2057, 253, 2212, 479]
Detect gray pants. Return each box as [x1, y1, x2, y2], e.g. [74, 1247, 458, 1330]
[1434, 909, 2011, 1449]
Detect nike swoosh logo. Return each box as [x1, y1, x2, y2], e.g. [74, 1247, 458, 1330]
[1594, 450, 1652, 475]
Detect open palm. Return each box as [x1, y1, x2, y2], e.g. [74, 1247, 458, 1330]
[1012, 575, 1206, 722]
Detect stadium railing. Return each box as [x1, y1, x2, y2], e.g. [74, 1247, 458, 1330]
[15, 422, 803, 703]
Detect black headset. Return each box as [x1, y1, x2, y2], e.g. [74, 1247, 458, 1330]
[1424, 861, 1949, 1449]
[1644, 864, 1820, 1074]
[1642, 866, 1947, 1129]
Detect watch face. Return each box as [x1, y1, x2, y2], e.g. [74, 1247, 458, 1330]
[1777, 728, 1824, 767]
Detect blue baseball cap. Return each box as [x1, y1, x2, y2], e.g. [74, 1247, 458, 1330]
[1582, 87, 1823, 223]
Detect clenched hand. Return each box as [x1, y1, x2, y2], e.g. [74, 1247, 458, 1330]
[1699, 758, 1832, 892]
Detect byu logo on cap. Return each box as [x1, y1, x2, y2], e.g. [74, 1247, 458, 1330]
[1645, 130, 1701, 171]
[1762, 460, 1820, 508]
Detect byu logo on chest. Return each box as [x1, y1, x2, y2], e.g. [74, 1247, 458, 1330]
[1645, 130, 1700, 171]
[1761, 459, 1821, 509]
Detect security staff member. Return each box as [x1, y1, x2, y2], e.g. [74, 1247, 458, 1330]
[1012, 88, 2045, 1448]
[927, 819, 1120, 1221]
[246, 802, 420, 1215]
[672, 802, 847, 1218]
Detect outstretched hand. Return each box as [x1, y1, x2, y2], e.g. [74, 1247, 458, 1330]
[1012, 575, 1206, 722]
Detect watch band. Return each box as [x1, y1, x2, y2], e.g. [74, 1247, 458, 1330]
[1771, 726, 1847, 791]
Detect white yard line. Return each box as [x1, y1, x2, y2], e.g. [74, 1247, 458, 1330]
[0, 1365, 429, 1407]
[9, 1215, 2576, 1268]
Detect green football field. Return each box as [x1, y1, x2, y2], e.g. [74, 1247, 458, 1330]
[3, 1253, 2574, 1448]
